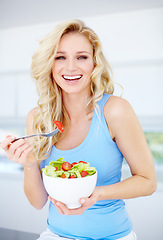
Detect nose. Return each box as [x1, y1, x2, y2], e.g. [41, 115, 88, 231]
[66, 58, 76, 72]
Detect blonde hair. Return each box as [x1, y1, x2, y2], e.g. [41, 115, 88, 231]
[31, 19, 114, 162]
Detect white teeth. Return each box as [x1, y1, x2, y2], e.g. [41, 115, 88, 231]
[63, 75, 82, 80]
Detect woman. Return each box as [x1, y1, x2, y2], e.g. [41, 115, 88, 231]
[0, 20, 157, 240]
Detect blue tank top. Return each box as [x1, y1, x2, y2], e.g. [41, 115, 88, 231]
[40, 94, 132, 240]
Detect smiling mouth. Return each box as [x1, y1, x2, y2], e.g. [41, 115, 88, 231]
[62, 75, 83, 81]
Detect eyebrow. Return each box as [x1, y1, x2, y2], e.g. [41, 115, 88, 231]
[56, 51, 92, 55]
[56, 51, 66, 54]
[76, 51, 91, 55]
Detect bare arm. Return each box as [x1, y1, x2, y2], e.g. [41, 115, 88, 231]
[0, 108, 48, 209]
[24, 108, 48, 209]
[98, 96, 157, 200]
[24, 163, 48, 209]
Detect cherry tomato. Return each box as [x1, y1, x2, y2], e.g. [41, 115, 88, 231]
[62, 162, 72, 171]
[54, 121, 64, 133]
[80, 170, 89, 177]
[60, 173, 67, 178]
[55, 167, 58, 171]
[69, 174, 76, 179]
[72, 162, 77, 166]
[79, 161, 87, 164]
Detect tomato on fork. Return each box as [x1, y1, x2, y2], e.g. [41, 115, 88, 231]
[54, 121, 64, 133]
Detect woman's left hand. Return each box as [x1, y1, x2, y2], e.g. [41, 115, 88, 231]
[48, 187, 101, 215]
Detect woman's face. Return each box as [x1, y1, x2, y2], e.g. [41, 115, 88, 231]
[52, 32, 94, 96]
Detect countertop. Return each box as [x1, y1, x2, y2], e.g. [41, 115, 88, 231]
[0, 227, 39, 240]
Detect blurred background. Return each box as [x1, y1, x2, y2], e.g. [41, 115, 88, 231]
[0, 0, 163, 239]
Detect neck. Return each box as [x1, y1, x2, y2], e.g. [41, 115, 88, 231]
[62, 92, 93, 122]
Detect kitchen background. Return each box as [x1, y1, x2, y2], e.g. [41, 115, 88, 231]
[0, 0, 163, 239]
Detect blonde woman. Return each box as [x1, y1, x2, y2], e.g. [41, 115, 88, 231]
[0, 20, 157, 240]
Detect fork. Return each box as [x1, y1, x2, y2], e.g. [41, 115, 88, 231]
[0, 121, 63, 144]
[11, 128, 59, 143]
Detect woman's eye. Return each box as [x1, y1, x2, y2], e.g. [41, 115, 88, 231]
[55, 56, 65, 60]
[77, 56, 88, 60]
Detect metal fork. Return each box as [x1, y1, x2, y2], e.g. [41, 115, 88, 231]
[11, 128, 59, 143]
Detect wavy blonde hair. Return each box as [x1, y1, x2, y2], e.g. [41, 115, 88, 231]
[31, 19, 114, 162]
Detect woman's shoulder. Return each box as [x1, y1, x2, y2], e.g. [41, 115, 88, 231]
[27, 106, 40, 134]
[27, 106, 40, 121]
[104, 95, 137, 139]
[104, 95, 133, 118]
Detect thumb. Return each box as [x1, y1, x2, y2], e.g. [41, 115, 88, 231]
[80, 198, 87, 205]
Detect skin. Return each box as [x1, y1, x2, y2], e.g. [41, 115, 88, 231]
[0, 33, 157, 215]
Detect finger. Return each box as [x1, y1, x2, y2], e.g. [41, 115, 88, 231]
[57, 201, 89, 216]
[6, 135, 16, 139]
[48, 197, 90, 216]
[80, 198, 86, 205]
[18, 146, 34, 165]
[0, 136, 16, 151]
[54, 201, 71, 215]
[9, 139, 27, 156]
[48, 197, 64, 215]
[13, 143, 32, 162]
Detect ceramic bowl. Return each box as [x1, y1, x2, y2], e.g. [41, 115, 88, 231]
[43, 172, 97, 209]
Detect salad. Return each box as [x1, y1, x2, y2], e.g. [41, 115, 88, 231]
[42, 158, 96, 178]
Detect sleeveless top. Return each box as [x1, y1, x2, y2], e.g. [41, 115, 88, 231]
[40, 94, 132, 240]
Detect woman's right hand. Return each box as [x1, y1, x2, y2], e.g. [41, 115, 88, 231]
[0, 135, 37, 168]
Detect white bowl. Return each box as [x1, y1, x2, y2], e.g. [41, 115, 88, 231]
[43, 172, 97, 209]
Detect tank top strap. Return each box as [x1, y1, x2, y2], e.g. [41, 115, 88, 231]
[97, 94, 112, 111]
